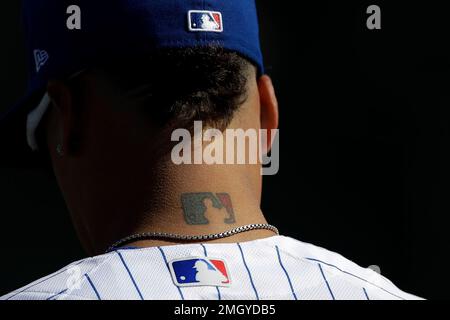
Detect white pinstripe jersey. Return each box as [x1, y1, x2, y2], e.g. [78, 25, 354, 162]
[1, 236, 422, 300]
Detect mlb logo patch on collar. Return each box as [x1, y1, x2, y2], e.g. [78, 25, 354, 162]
[188, 10, 223, 32]
[169, 257, 231, 287]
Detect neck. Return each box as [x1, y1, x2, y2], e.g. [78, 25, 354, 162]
[69, 157, 274, 255]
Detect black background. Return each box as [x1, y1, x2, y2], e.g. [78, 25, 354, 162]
[1, 1, 449, 299]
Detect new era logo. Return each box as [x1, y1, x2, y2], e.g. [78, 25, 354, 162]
[34, 49, 49, 72]
[188, 10, 223, 32]
[169, 257, 231, 287]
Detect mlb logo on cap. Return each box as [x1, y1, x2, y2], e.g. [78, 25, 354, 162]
[188, 10, 223, 32]
[169, 257, 231, 287]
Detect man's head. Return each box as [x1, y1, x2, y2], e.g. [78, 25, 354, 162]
[39, 46, 278, 252]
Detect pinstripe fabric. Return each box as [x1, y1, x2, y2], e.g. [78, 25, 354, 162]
[0, 236, 423, 300]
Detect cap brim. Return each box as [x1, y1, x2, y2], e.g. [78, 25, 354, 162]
[0, 88, 48, 168]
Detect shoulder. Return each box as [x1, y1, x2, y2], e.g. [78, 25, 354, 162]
[270, 236, 424, 300]
[0, 253, 113, 300]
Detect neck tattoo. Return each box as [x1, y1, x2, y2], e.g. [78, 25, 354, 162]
[106, 193, 279, 253]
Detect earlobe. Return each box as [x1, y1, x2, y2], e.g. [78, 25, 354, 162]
[258, 75, 279, 154]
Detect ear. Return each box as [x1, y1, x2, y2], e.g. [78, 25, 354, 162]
[258, 75, 279, 154]
[46, 81, 75, 156]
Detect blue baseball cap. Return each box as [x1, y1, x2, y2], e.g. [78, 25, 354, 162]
[0, 0, 264, 165]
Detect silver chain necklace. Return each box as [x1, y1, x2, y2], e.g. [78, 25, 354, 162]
[106, 223, 279, 253]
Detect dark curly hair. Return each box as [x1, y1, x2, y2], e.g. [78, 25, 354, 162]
[35, 45, 255, 162]
[91, 46, 255, 130]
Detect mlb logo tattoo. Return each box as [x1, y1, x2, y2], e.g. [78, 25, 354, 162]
[169, 257, 231, 287]
[188, 10, 223, 32]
